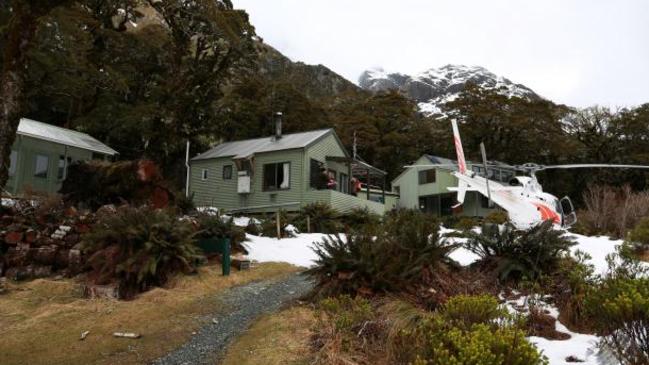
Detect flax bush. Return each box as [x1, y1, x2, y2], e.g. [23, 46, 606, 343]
[82, 206, 202, 298]
[307, 210, 456, 297]
[458, 221, 576, 281]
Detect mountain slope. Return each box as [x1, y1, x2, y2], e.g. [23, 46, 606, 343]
[359, 65, 540, 116]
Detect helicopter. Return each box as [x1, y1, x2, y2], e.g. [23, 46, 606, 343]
[409, 120, 649, 229]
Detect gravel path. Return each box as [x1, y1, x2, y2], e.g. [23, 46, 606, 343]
[152, 272, 313, 365]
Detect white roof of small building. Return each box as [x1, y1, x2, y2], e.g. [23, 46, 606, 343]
[193, 129, 334, 160]
[17, 118, 118, 155]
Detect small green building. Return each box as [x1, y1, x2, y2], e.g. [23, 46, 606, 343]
[189, 126, 390, 215]
[392, 154, 514, 217]
[4, 118, 118, 195]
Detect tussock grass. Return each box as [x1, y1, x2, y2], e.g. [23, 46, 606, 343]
[0, 262, 298, 365]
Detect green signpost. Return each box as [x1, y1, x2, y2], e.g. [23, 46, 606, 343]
[197, 237, 231, 276]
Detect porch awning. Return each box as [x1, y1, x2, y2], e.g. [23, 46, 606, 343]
[325, 156, 387, 178]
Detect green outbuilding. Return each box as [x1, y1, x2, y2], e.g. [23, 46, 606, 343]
[4, 118, 118, 195]
[188, 122, 391, 215]
[392, 154, 515, 218]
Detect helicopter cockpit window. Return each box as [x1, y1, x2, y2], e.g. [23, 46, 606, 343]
[509, 178, 523, 186]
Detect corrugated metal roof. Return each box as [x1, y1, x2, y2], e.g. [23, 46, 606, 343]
[17, 118, 118, 155]
[193, 129, 333, 160]
[424, 154, 458, 171]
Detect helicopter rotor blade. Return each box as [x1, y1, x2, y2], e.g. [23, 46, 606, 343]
[539, 164, 649, 170]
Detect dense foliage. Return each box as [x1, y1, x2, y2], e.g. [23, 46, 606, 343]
[457, 221, 576, 281]
[194, 213, 246, 250]
[585, 274, 649, 365]
[82, 206, 202, 298]
[307, 210, 456, 297]
[313, 294, 546, 365]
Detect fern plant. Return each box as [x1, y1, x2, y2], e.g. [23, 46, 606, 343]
[307, 210, 456, 297]
[82, 206, 203, 298]
[457, 220, 576, 281]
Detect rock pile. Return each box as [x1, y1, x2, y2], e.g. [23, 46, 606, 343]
[0, 199, 94, 281]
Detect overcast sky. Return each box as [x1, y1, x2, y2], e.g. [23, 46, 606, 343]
[235, 0, 649, 108]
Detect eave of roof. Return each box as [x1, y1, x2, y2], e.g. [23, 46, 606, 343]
[17, 118, 118, 155]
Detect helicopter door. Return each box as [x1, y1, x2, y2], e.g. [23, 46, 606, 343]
[559, 196, 577, 227]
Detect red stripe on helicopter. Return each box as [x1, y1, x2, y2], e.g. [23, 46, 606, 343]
[533, 203, 561, 224]
[454, 136, 467, 174]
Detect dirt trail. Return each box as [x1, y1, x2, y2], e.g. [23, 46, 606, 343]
[152, 273, 313, 365]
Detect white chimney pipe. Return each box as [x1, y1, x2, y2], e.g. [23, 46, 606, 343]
[275, 112, 283, 140]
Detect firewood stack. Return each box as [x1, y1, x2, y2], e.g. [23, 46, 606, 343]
[0, 200, 94, 281]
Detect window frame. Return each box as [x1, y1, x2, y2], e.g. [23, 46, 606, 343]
[262, 161, 291, 192]
[33, 154, 49, 179]
[223, 164, 233, 180]
[418, 169, 436, 185]
[201, 169, 208, 180]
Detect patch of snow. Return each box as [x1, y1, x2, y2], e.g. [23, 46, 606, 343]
[499, 292, 610, 364]
[566, 232, 625, 274]
[242, 233, 330, 268]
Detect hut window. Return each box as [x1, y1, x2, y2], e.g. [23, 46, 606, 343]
[34, 154, 49, 178]
[263, 162, 290, 191]
[201, 169, 208, 180]
[223, 165, 233, 180]
[8, 150, 17, 177]
[418, 169, 436, 184]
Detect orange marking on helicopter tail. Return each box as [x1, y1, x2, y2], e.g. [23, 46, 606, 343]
[454, 136, 467, 174]
[533, 203, 561, 224]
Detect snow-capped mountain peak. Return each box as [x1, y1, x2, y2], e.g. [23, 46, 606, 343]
[358, 64, 539, 116]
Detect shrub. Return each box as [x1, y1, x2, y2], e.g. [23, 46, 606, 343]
[621, 217, 649, 261]
[393, 296, 544, 365]
[576, 185, 649, 238]
[551, 251, 596, 330]
[412, 323, 547, 365]
[299, 202, 342, 233]
[484, 210, 509, 225]
[458, 221, 577, 281]
[244, 217, 261, 236]
[585, 275, 649, 365]
[318, 295, 375, 332]
[260, 210, 292, 238]
[307, 210, 456, 297]
[440, 294, 509, 330]
[194, 213, 246, 250]
[340, 207, 380, 231]
[82, 206, 202, 298]
[456, 217, 479, 231]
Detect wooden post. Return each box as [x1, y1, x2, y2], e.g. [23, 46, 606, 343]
[366, 169, 370, 200]
[276, 211, 281, 239]
[306, 215, 311, 233]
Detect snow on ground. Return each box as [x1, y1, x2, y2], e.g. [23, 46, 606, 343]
[565, 233, 625, 274]
[502, 293, 612, 365]
[242, 233, 328, 267]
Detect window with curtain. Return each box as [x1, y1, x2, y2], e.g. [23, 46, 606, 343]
[263, 162, 290, 191]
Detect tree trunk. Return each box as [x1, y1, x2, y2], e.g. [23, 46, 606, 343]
[0, 1, 65, 189]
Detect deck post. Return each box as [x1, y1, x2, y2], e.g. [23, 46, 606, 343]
[347, 159, 352, 195]
[366, 168, 370, 200]
[276, 211, 281, 240]
[306, 215, 311, 233]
